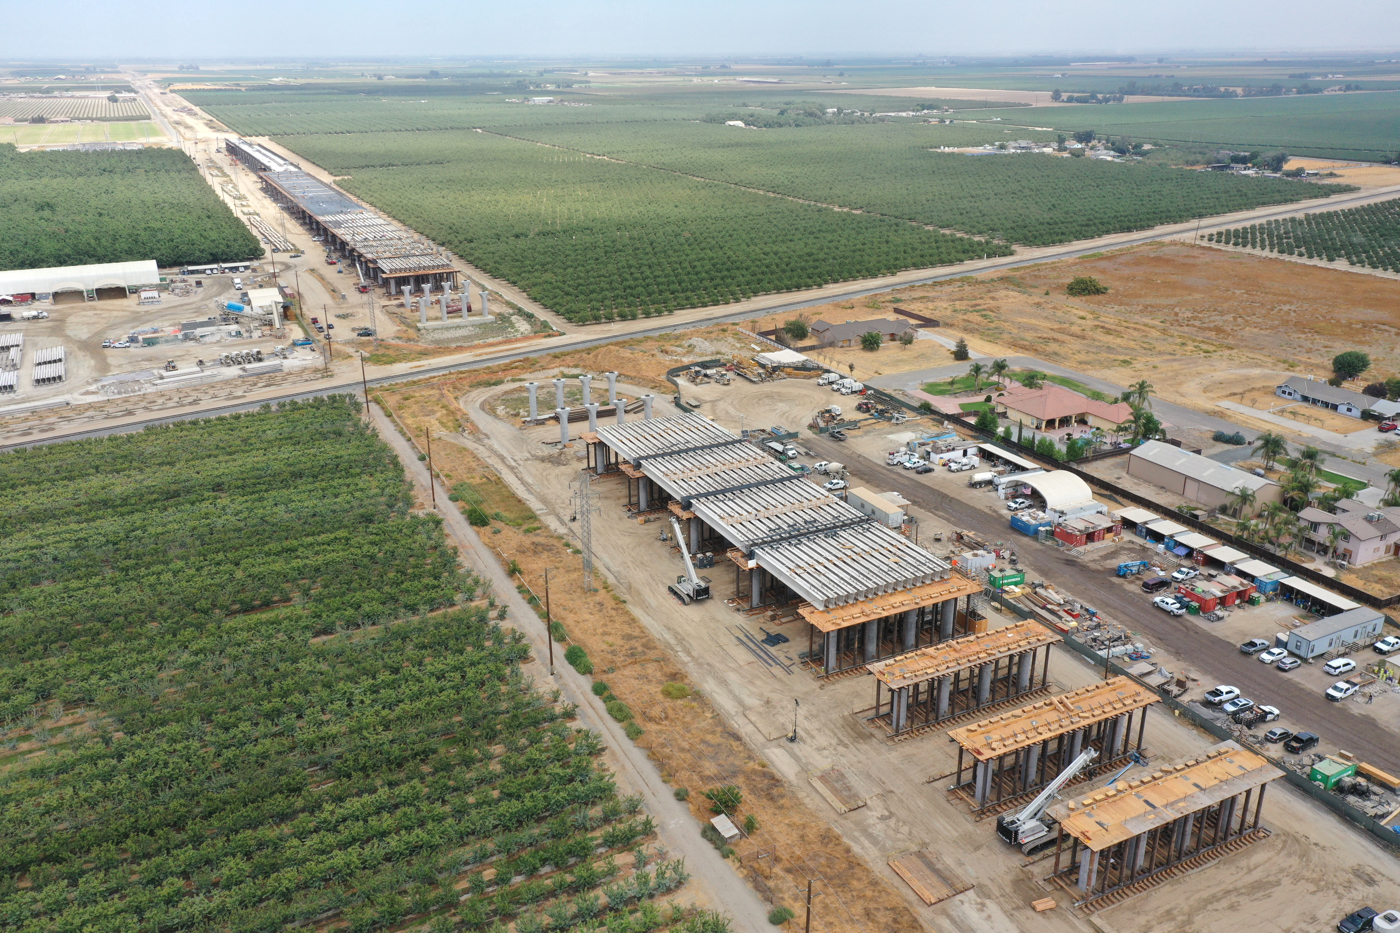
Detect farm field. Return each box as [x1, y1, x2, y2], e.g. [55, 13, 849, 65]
[0, 95, 148, 120]
[1207, 197, 1400, 272]
[0, 143, 260, 270]
[332, 131, 1005, 321]
[0, 398, 692, 933]
[498, 121, 1347, 245]
[956, 91, 1400, 160]
[0, 121, 162, 146]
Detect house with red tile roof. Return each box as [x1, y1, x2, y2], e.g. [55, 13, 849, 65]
[993, 383, 1134, 432]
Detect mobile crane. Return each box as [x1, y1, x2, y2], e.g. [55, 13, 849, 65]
[995, 748, 1098, 855]
[667, 516, 711, 605]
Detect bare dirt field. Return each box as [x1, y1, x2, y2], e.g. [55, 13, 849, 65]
[1288, 157, 1400, 188]
[754, 243, 1400, 440]
[1215, 377, 1379, 435]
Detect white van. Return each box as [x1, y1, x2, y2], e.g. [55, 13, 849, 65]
[232, 277, 244, 290]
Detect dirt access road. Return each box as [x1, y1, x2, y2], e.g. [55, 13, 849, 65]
[366, 402, 772, 933]
[802, 431, 1400, 777]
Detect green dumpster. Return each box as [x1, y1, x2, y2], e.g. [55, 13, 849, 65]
[1309, 758, 1356, 790]
[1248, 593, 1263, 606]
[1186, 602, 1201, 615]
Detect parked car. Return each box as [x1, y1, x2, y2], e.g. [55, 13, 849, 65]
[1379, 421, 1398, 433]
[1153, 595, 1186, 616]
[1204, 685, 1241, 705]
[1283, 731, 1320, 753]
[828, 431, 847, 442]
[823, 479, 848, 491]
[113, 340, 130, 348]
[101, 339, 114, 348]
[1171, 567, 1200, 582]
[1327, 681, 1359, 702]
[1374, 636, 1400, 655]
[915, 464, 934, 475]
[1258, 647, 1288, 664]
[1006, 498, 1031, 511]
[1338, 907, 1378, 933]
[356, 328, 375, 337]
[903, 457, 923, 470]
[1263, 727, 1293, 744]
[1239, 638, 1271, 655]
[1141, 577, 1172, 594]
[1221, 696, 1255, 716]
[1324, 658, 1357, 677]
[1277, 656, 1302, 672]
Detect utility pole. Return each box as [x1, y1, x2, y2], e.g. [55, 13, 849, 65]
[425, 428, 436, 509]
[544, 567, 554, 674]
[572, 469, 599, 592]
[804, 880, 819, 933]
[359, 351, 369, 416]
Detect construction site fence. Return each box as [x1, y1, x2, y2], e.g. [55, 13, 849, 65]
[868, 385, 1398, 611]
[999, 595, 1400, 853]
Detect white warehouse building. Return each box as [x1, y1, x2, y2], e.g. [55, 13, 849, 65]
[0, 260, 162, 304]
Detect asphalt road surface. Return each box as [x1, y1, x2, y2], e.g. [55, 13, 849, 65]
[804, 433, 1400, 777]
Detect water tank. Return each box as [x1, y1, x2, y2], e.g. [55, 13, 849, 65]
[226, 301, 245, 311]
[1374, 911, 1400, 932]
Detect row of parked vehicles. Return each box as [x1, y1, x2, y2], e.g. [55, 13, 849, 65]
[816, 373, 865, 395]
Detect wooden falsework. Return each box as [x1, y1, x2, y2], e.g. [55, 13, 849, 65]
[888, 850, 973, 906]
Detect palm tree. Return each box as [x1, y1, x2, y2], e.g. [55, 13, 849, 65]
[1259, 501, 1288, 533]
[1326, 525, 1346, 565]
[1254, 432, 1288, 472]
[1124, 380, 1154, 409]
[967, 361, 986, 392]
[1128, 407, 1164, 443]
[1226, 484, 1257, 519]
[1021, 371, 1044, 390]
[1319, 480, 1364, 512]
[989, 358, 1010, 386]
[1283, 470, 1318, 511]
[1295, 445, 1326, 478]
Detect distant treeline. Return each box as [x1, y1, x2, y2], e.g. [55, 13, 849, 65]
[1052, 80, 1364, 103]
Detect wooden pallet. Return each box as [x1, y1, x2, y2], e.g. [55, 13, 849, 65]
[889, 849, 974, 906]
[811, 767, 871, 814]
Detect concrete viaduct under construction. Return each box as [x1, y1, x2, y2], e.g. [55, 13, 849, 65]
[583, 409, 982, 675]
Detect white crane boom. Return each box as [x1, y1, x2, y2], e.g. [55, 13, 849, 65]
[670, 517, 700, 585]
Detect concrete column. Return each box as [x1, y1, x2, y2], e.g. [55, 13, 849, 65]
[639, 477, 649, 511]
[1016, 651, 1033, 692]
[439, 293, 448, 322]
[642, 394, 655, 420]
[893, 687, 909, 732]
[527, 382, 539, 422]
[823, 631, 838, 672]
[1077, 849, 1099, 892]
[1178, 813, 1196, 857]
[973, 760, 993, 806]
[553, 377, 566, 410]
[940, 599, 956, 641]
[1219, 798, 1238, 840]
[900, 608, 917, 652]
[606, 371, 619, 404]
[1067, 728, 1084, 762]
[1021, 744, 1041, 790]
[751, 568, 763, 608]
[586, 402, 599, 432]
[580, 374, 592, 405]
[1107, 715, 1125, 758]
[863, 619, 880, 662]
[616, 397, 627, 424]
[423, 281, 433, 300]
[402, 283, 412, 308]
[557, 408, 569, 445]
[1129, 833, 1149, 877]
[936, 676, 951, 719]
[689, 517, 700, 555]
[976, 662, 993, 705]
[478, 287, 490, 318]
[418, 297, 427, 325]
[389, 279, 399, 297]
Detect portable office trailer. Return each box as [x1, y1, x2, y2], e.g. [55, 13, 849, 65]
[1286, 607, 1386, 659]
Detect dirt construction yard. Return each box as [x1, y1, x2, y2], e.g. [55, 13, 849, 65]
[422, 367, 1400, 933]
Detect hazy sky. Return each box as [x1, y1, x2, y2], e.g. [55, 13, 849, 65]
[10, 0, 1400, 59]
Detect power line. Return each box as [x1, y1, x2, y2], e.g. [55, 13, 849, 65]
[572, 468, 599, 592]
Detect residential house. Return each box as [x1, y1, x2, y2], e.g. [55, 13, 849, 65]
[1275, 376, 1370, 419]
[994, 383, 1133, 433]
[809, 318, 914, 348]
[1295, 498, 1400, 566]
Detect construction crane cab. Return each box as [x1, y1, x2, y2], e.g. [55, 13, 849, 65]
[996, 748, 1098, 854]
[666, 516, 711, 605]
[1116, 561, 1150, 577]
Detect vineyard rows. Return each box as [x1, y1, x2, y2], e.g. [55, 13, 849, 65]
[0, 96, 149, 121]
[0, 144, 261, 270]
[1207, 197, 1400, 271]
[0, 398, 699, 933]
[333, 132, 1007, 321]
